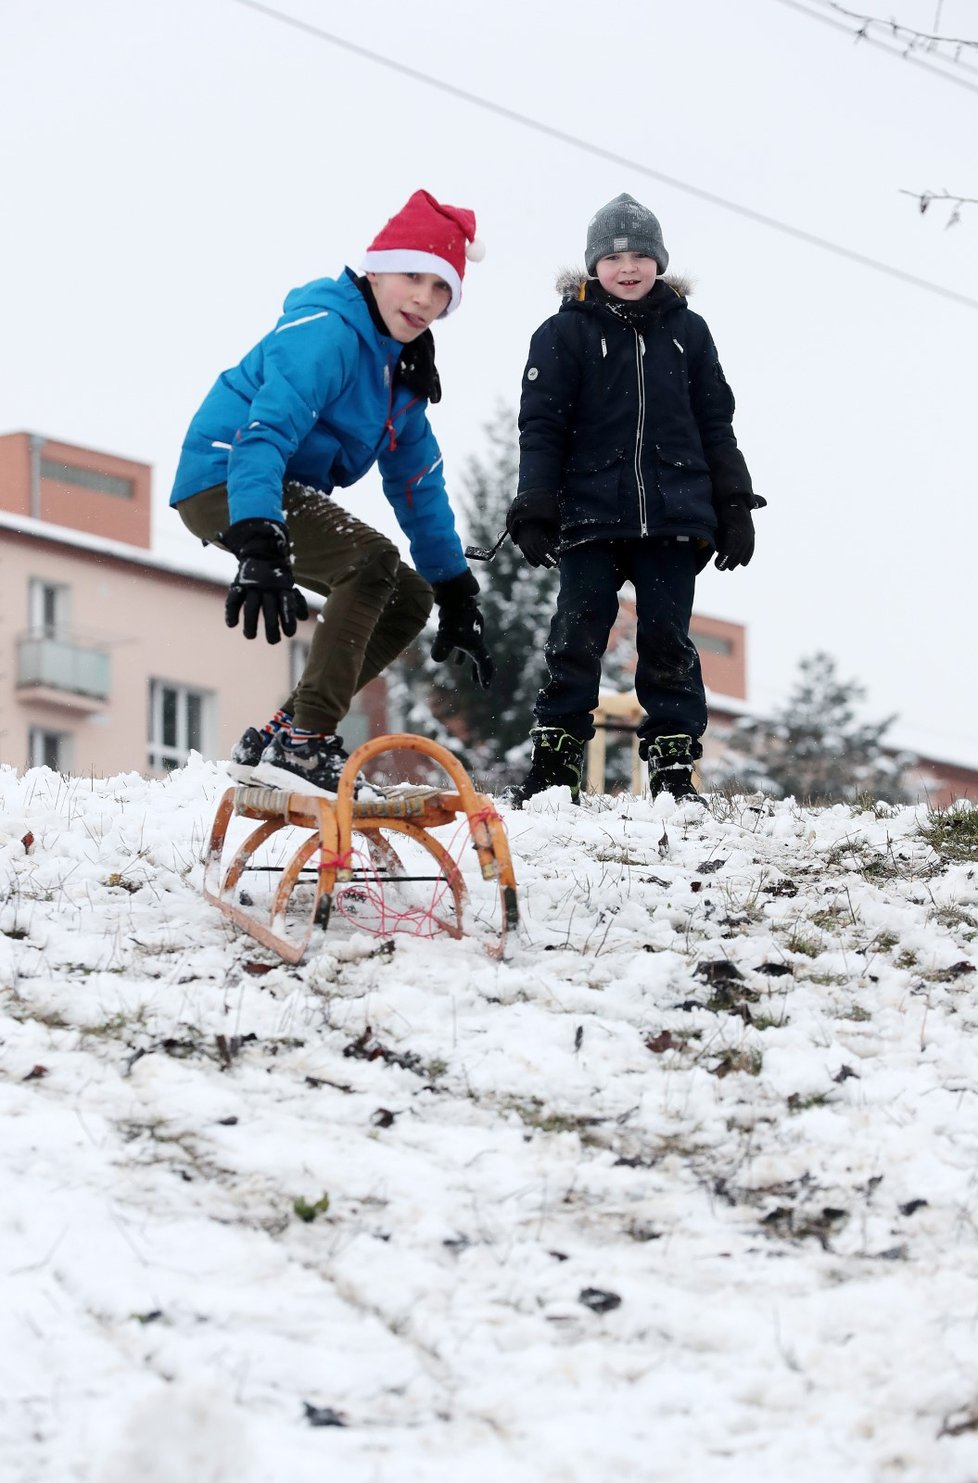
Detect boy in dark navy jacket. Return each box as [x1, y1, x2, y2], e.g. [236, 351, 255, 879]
[171, 190, 492, 796]
[505, 193, 764, 806]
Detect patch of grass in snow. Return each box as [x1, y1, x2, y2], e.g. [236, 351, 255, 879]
[750, 1005, 791, 1031]
[811, 905, 856, 933]
[930, 904, 978, 931]
[919, 802, 978, 863]
[717, 880, 766, 923]
[81, 1009, 145, 1039]
[785, 1090, 834, 1114]
[923, 961, 977, 985]
[1, 987, 71, 1030]
[293, 1191, 331, 1223]
[504, 1096, 610, 1142]
[708, 1045, 763, 1078]
[849, 794, 897, 818]
[832, 1001, 873, 1020]
[701, 787, 774, 828]
[781, 926, 823, 958]
[104, 872, 141, 894]
[822, 835, 909, 882]
[760, 1202, 849, 1250]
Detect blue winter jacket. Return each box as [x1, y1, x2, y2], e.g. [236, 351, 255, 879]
[170, 269, 468, 584]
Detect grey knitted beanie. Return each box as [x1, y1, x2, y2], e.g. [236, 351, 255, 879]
[585, 193, 669, 276]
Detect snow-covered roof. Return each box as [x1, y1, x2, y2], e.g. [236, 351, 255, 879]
[0, 508, 225, 588]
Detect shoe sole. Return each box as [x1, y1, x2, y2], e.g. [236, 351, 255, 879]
[251, 762, 342, 798]
[227, 760, 262, 784]
[250, 761, 383, 803]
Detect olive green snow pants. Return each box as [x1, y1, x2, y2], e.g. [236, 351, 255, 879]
[177, 483, 434, 734]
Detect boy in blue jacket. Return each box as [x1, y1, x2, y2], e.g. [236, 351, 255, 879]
[505, 193, 764, 807]
[171, 190, 493, 795]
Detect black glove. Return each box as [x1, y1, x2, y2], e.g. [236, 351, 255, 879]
[713, 498, 756, 571]
[513, 518, 560, 569]
[430, 570, 495, 689]
[221, 518, 310, 643]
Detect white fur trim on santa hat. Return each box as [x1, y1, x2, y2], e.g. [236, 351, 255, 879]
[359, 248, 463, 315]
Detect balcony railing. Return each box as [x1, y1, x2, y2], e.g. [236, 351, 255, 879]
[16, 633, 111, 702]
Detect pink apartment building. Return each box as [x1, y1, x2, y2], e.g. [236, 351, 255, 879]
[0, 432, 384, 777]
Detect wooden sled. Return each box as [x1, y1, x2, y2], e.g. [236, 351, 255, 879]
[203, 732, 518, 963]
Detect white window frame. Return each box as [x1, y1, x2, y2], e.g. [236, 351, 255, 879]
[148, 679, 213, 772]
[28, 726, 73, 772]
[28, 577, 72, 639]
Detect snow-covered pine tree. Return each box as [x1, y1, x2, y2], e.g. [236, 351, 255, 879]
[388, 406, 559, 788]
[709, 651, 914, 803]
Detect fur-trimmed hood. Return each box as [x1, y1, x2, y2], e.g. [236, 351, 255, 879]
[554, 267, 694, 302]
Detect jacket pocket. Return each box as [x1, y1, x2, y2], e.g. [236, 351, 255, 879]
[657, 464, 715, 527]
[559, 450, 626, 529]
[655, 446, 710, 474]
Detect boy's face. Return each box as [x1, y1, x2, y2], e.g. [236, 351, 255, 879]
[366, 271, 453, 341]
[595, 251, 657, 301]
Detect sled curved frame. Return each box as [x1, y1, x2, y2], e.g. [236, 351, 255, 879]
[202, 732, 518, 963]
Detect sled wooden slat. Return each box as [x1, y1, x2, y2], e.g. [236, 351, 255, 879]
[203, 733, 518, 963]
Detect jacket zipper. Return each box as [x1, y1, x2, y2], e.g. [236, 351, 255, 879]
[378, 362, 423, 455]
[633, 331, 648, 535]
[383, 360, 397, 450]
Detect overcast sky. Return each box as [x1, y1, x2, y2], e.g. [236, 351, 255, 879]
[3, 0, 976, 766]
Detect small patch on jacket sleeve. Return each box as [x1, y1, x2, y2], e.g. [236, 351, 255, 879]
[526, 367, 539, 381]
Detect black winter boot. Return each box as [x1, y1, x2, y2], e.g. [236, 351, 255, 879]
[502, 727, 585, 809]
[646, 734, 705, 804]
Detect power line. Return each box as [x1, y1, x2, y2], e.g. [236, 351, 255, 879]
[773, 0, 978, 92]
[230, 0, 978, 312]
[227, 0, 978, 312]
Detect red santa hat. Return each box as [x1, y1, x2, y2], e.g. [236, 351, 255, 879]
[361, 189, 484, 316]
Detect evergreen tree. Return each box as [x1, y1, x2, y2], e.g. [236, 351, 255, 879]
[709, 651, 914, 803]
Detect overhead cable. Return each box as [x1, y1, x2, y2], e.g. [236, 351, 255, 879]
[227, 0, 978, 312]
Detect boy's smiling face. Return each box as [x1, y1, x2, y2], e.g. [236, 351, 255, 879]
[595, 251, 657, 301]
[366, 271, 453, 342]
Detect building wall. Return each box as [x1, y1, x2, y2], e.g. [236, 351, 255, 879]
[606, 591, 747, 700]
[0, 432, 152, 548]
[690, 613, 747, 701]
[0, 527, 383, 776]
[906, 757, 978, 810]
[0, 435, 31, 518]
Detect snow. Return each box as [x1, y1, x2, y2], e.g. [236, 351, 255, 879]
[2, 759, 978, 1482]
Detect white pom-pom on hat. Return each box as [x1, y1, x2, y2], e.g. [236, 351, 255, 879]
[465, 237, 486, 262]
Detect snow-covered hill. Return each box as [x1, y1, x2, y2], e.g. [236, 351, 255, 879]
[3, 760, 978, 1483]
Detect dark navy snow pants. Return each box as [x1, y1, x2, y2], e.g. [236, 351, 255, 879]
[533, 538, 708, 745]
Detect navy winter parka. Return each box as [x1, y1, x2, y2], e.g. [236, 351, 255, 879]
[509, 274, 762, 564]
[170, 268, 468, 585]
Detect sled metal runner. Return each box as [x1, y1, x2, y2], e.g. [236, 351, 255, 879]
[203, 733, 518, 963]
